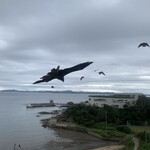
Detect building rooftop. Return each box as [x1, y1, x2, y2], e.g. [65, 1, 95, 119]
[89, 93, 144, 99]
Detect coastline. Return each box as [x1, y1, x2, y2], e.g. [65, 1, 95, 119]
[41, 116, 124, 150]
[89, 145, 125, 150]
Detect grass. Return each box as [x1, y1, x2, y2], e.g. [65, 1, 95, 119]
[89, 128, 125, 138]
[73, 123, 126, 138]
[122, 135, 134, 150]
[88, 125, 150, 149]
[131, 126, 150, 133]
[131, 126, 150, 150]
[138, 140, 150, 150]
[59, 120, 150, 149]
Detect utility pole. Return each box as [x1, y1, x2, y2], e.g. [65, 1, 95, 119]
[105, 111, 107, 131]
[144, 121, 148, 143]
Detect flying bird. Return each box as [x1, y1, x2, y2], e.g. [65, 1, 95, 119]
[33, 61, 93, 84]
[138, 42, 149, 48]
[80, 76, 84, 80]
[98, 71, 106, 76]
[18, 145, 22, 149]
[94, 69, 98, 72]
[51, 86, 55, 88]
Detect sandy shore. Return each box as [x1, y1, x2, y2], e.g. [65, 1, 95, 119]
[41, 116, 124, 150]
[90, 145, 125, 150]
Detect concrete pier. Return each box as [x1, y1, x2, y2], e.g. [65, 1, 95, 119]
[26, 100, 55, 108]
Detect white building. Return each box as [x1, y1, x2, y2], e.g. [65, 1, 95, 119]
[88, 93, 144, 108]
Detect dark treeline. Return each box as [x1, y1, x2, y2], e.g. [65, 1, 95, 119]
[60, 95, 150, 128]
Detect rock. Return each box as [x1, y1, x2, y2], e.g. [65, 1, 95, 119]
[38, 111, 51, 114]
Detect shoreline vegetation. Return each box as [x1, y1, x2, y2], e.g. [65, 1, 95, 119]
[41, 110, 126, 150]
[41, 117, 121, 142]
[41, 117, 124, 150]
[41, 95, 150, 149]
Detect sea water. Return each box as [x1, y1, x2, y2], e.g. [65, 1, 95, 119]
[0, 91, 89, 150]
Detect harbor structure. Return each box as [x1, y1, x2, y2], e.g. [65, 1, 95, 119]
[26, 100, 71, 108]
[88, 93, 144, 108]
[26, 100, 55, 108]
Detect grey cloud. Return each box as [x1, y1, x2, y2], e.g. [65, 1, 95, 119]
[0, 0, 150, 93]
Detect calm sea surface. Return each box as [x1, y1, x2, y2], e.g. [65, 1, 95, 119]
[0, 92, 90, 150]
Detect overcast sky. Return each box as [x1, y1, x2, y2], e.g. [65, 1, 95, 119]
[1, 0, 150, 94]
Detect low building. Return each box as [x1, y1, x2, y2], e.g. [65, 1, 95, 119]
[88, 93, 144, 108]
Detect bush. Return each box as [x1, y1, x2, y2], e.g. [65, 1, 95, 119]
[116, 125, 131, 134]
[94, 122, 115, 131]
[90, 128, 125, 138]
[123, 135, 134, 150]
[137, 131, 150, 142]
[138, 141, 150, 150]
[93, 122, 106, 129]
[137, 132, 150, 150]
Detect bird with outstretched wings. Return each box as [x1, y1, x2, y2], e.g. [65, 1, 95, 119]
[138, 42, 149, 48]
[98, 71, 106, 76]
[80, 76, 84, 80]
[33, 61, 93, 84]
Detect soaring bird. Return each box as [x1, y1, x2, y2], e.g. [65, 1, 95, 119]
[33, 61, 93, 84]
[80, 76, 84, 80]
[51, 86, 55, 88]
[94, 69, 98, 72]
[138, 42, 149, 48]
[98, 71, 106, 76]
[18, 145, 22, 149]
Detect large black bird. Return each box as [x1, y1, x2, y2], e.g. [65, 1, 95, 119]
[138, 42, 149, 48]
[33, 61, 93, 84]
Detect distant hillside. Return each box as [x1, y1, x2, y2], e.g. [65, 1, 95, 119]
[0, 89, 113, 95]
[0, 89, 19, 92]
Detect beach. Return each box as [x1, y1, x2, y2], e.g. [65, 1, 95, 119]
[41, 114, 123, 150]
[44, 128, 122, 150]
[90, 145, 125, 150]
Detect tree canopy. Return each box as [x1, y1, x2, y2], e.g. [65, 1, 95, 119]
[60, 96, 150, 127]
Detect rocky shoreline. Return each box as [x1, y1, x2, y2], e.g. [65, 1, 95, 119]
[40, 113, 124, 150]
[41, 117, 121, 142]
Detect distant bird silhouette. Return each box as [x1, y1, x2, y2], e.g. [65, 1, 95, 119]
[138, 42, 149, 48]
[94, 69, 98, 72]
[98, 71, 106, 76]
[33, 61, 93, 84]
[51, 86, 55, 88]
[18, 145, 22, 149]
[80, 76, 84, 80]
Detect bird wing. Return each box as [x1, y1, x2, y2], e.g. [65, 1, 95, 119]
[58, 61, 93, 76]
[138, 43, 143, 48]
[99, 71, 105, 75]
[33, 62, 93, 84]
[40, 74, 49, 79]
[33, 79, 45, 84]
[34, 66, 60, 84]
[80, 76, 84, 80]
[56, 66, 60, 72]
[138, 43, 150, 48]
[33, 73, 56, 84]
